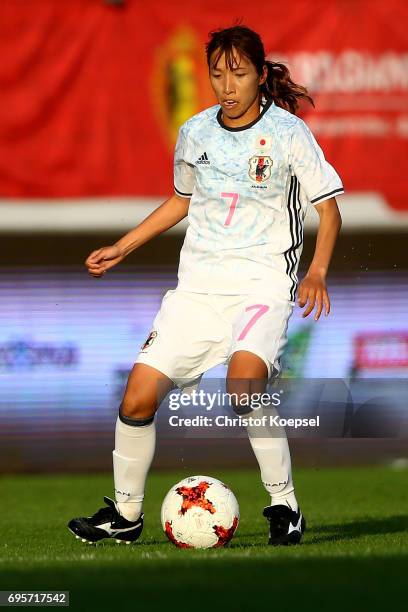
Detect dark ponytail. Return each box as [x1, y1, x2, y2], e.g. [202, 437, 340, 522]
[262, 61, 314, 114]
[206, 25, 314, 116]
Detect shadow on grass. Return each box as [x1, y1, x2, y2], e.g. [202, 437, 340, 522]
[305, 514, 408, 545]
[233, 515, 408, 546]
[1, 555, 407, 612]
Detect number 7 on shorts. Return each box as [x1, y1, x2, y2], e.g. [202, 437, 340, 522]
[237, 304, 269, 341]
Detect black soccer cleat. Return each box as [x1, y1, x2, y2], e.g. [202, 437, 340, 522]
[68, 496, 144, 545]
[263, 504, 306, 546]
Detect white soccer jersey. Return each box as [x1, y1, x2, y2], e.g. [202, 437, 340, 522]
[174, 99, 344, 301]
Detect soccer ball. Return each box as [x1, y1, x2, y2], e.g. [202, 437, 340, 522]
[161, 475, 240, 549]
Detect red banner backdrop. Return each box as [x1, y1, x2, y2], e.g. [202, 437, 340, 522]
[0, 0, 407, 209]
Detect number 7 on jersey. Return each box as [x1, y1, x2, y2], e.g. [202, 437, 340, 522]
[221, 192, 239, 226]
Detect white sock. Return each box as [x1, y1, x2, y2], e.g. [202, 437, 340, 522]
[245, 407, 299, 512]
[112, 416, 156, 522]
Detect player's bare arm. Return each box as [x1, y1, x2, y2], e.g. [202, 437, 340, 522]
[297, 197, 342, 320]
[85, 193, 190, 277]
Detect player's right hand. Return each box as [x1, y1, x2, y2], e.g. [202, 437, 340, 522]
[85, 245, 124, 277]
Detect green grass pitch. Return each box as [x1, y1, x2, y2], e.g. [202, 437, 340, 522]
[1, 466, 407, 611]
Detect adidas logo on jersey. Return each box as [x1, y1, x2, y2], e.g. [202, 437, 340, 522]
[196, 152, 210, 165]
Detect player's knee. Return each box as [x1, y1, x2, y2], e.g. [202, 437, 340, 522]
[119, 393, 156, 421]
[227, 383, 253, 416]
[231, 400, 253, 416]
[227, 379, 262, 416]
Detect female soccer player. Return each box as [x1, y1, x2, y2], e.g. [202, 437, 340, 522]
[68, 25, 343, 546]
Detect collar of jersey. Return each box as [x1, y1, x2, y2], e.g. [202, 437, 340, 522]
[216, 98, 274, 132]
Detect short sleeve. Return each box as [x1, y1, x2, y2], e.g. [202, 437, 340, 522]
[174, 124, 195, 198]
[289, 119, 344, 205]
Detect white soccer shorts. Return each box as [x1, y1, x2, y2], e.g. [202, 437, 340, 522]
[135, 289, 294, 390]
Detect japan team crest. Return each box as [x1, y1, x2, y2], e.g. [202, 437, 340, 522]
[248, 156, 273, 183]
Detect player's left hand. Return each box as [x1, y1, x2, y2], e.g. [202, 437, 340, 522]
[297, 272, 330, 320]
